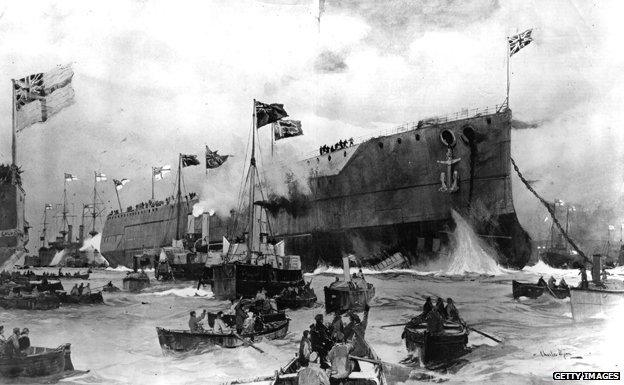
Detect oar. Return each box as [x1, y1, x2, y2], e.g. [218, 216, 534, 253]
[448, 320, 502, 343]
[232, 333, 265, 353]
[380, 322, 408, 329]
[349, 355, 395, 366]
[227, 374, 275, 385]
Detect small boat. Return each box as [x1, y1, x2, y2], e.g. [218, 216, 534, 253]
[402, 322, 469, 368]
[275, 289, 317, 310]
[512, 280, 569, 299]
[102, 283, 120, 293]
[156, 312, 289, 353]
[570, 287, 624, 322]
[122, 271, 150, 292]
[231, 339, 390, 385]
[0, 295, 60, 310]
[0, 343, 75, 378]
[33, 273, 90, 280]
[57, 291, 104, 305]
[31, 281, 64, 293]
[324, 257, 375, 314]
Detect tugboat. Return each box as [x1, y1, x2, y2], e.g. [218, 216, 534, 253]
[211, 100, 312, 300]
[324, 257, 375, 314]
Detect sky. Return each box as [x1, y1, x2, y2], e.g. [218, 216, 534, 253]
[0, 0, 623, 248]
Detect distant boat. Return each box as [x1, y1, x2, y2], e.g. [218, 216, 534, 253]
[324, 257, 375, 314]
[570, 287, 624, 322]
[512, 280, 569, 299]
[402, 322, 469, 368]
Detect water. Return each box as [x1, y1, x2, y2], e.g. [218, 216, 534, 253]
[2, 263, 622, 385]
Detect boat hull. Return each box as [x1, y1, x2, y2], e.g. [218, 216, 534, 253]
[324, 283, 375, 314]
[570, 288, 624, 322]
[275, 292, 317, 310]
[57, 292, 104, 304]
[0, 344, 73, 378]
[403, 324, 469, 366]
[0, 295, 60, 310]
[512, 280, 569, 299]
[211, 264, 304, 300]
[122, 275, 150, 292]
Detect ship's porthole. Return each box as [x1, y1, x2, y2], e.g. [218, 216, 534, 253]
[440, 129, 456, 147]
[415, 134, 421, 141]
[328, 155, 332, 161]
[462, 126, 475, 143]
[378, 142, 384, 149]
[397, 138, 402, 144]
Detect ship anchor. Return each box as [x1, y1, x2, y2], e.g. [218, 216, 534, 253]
[437, 148, 460, 193]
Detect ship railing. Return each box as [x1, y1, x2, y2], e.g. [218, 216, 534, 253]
[302, 102, 508, 160]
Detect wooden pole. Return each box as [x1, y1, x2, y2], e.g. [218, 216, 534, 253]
[506, 36, 510, 107]
[151, 167, 155, 201]
[114, 181, 122, 212]
[247, 100, 256, 262]
[11, 79, 16, 166]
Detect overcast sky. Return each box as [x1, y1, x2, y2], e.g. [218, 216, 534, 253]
[0, 0, 622, 246]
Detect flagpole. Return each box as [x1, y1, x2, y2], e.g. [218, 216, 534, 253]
[91, 171, 97, 236]
[175, 154, 182, 241]
[114, 180, 122, 212]
[151, 167, 155, 201]
[11, 79, 16, 166]
[271, 123, 275, 158]
[248, 99, 257, 262]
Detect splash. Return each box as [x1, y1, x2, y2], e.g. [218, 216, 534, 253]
[105, 265, 133, 272]
[48, 249, 67, 266]
[80, 233, 102, 252]
[145, 286, 214, 298]
[443, 210, 504, 275]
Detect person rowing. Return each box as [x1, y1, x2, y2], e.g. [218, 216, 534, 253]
[213, 311, 230, 334]
[445, 298, 461, 323]
[188, 310, 206, 332]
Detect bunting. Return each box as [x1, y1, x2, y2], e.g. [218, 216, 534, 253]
[205, 146, 229, 169]
[508, 29, 533, 57]
[255, 100, 288, 128]
[64, 173, 78, 181]
[95, 172, 107, 182]
[153, 165, 171, 181]
[273, 120, 303, 140]
[113, 178, 129, 190]
[181, 154, 200, 167]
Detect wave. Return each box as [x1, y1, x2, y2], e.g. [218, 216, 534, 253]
[106, 266, 133, 272]
[146, 287, 214, 298]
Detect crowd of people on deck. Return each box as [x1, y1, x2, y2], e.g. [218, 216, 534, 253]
[108, 192, 198, 216]
[296, 304, 371, 385]
[0, 325, 31, 358]
[319, 138, 355, 156]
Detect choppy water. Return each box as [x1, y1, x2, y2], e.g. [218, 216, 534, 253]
[2, 263, 623, 385]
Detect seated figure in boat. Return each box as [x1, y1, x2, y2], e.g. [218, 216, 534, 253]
[426, 308, 445, 335]
[84, 283, 91, 295]
[299, 330, 312, 365]
[558, 277, 568, 288]
[18, 328, 30, 352]
[213, 311, 231, 334]
[344, 304, 370, 359]
[188, 310, 206, 332]
[547, 276, 556, 289]
[435, 298, 448, 319]
[356, 268, 365, 280]
[327, 331, 354, 381]
[578, 266, 589, 290]
[330, 313, 344, 342]
[310, 314, 333, 366]
[70, 284, 79, 296]
[242, 311, 255, 333]
[537, 276, 547, 287]
[4, 328, 22, 357]
[445, 298, 461, 323]
[296, 351, 330, 385]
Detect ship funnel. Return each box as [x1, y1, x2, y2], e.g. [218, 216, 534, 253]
[187, 214, 195, 236]
[67, 225, 73, 244]
[78, 224, 84, 244]
[342, 256, 350, 282]
[201, 213, 209, 246]
[592, 254, 602, 283]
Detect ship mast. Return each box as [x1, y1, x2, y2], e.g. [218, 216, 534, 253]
[247, 100, 257, 262]
[175, 154, 182, 241]
[41, 204, 48, 248]
[91, 171, 97, 236]
[60, 177, 69, 243]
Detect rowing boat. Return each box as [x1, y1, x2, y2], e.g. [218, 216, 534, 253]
[402, 322, 469, 368]
[512, 280, 569, 299]
[275, 291, 317, 310]
[570, 287, 624, 322]
[156, 312, 289, 353]
[57, 291, 104, 305]
[324, 278, 375, 314]
[0, 343, 74, 378]
[0, 295, 60, 310]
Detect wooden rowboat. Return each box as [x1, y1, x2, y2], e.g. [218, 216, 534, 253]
[275, 291, 317, 310]
[156, 312, 290, 353]
[512, 280, 569, 299]
[0, 295, 60, 310]
[402, 322, 469, 368]
[122, 273, 150, 292]
[57, 292, 104, 305]
[570, 287, 624, 322]
[0, 343, 73, 378]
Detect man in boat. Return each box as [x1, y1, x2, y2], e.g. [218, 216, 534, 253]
[445, 298, 461, 323]
[84, 283, 91, 295]
[423, 297, 433, 315]
[189, 310, 207, 332]
[547, 276, 556, 289]
[425, 307, 445, 335]
[310, 314, 333, 367]
[299, 330, 312, 365]
[297, 351, 330, 385]
[18, 328, 30, 352]
[330, 313, 344, 342]
[537, 276, 547, 286]
[435, 297, 448, 319]
[327, 332, 354, 383]
[356, 268, 365, 280]
[234, 301, 247, 334]
[78, 283, 85, 295]
[5, 328, 21, 357]
[345, 304, 370, 360]
[243, 310, 255, 333]
[578, 266, 589, 290]
[70, 284, 79, 296]
[559, 277, 568, 288]
[213, 311, 231, 334]
[255, 288, 267, 301]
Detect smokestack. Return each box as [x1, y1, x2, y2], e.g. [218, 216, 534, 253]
[67, 225, 73, 244]
[187, 214, 195, 236]
[78, 224, 84, 244]
[342, 256, 350, 282]
[201, 213, 209, 246]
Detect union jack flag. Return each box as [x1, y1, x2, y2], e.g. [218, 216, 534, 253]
[14, 73, 45, 111]
[508, 29, 533, 57]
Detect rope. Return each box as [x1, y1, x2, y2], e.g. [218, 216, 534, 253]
[510, 157, 590, 265]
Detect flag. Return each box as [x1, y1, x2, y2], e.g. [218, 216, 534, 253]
[508, 29, 533, 57]
[14, 64, 75, 132]
[273, 120, 303, 141]
[205, 146, 229, 169]
[45, 203, 52, 210]
[153, 165, 171, 181]
[113, 178, 129, 190]
[181, 154, 200, 167]
[64, 173, 78, 181]
[95, 172, 107, 182]
[255, 100, 288, 128]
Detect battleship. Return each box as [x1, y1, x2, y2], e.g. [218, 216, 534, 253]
[100, 102, 531, 270]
